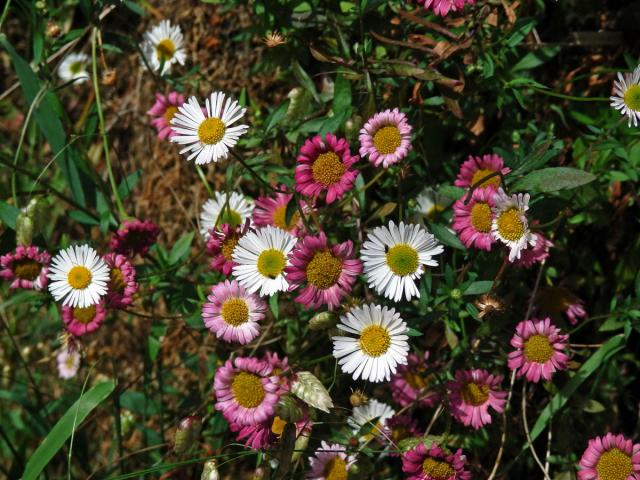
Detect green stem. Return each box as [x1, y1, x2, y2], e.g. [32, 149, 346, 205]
[530, 87, 609, 102]
[195, 165, 214, 197]
[0, 0, 12, 33]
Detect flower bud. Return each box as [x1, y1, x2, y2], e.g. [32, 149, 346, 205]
[201, 460, 219, 480]
[308, 311, 336, 331]
[349, 388, 369, 407]
[120, 409, 135, 438]
[291, 371, 333, 413]
[174, 416, 202, 456]
[46, 21, 61, 38]
[15, 214, 34, 246]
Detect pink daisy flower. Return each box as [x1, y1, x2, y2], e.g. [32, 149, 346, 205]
[452, 187, 497, 251]
[110, 219, 160, 257]
[359, 108, 412, 168]
[447, 369, 507, 430]
[402, 442, 472, 480]
[454, 154, 511, 190]
[295, 133, 359, 204]
[507, 317, 569, 383]
[578, 433, 640, 480]
[386, 414, 422, 450]
[537, 287, 588, 326]
[213, 356, 283, 427]
[232, 411, 312, 450]
[416, 0, 475, 16]
[0, 245, 50, 290]
[206, 223, 248, 276]
[514, 232, 553, 268]
[285, 232, 362, 310]
[202, 279, 267, 344]
[253, 188, 308, 236]
[390, 351, 439, 409]
[103, 253, 138, 309]
[62, 301, 108, 337]
[566, 298, 587, 325]
[147, 91, 185, 140]
[306, 441, 356, 480]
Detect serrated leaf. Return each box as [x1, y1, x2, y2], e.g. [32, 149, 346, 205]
[512, 167, 596, 193]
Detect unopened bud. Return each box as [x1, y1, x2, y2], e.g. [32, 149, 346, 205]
[174, 416, 202, 456]
[291, 371, 333, 413]
[450, 288, 462, 300]
[201, 460, 219, 480]
[349, 388, 369, 407]
[15, 214, 34, 246]
[46, 21, 61, 38]
[120, 410, 135, 438]
[308, 311, 336, 331]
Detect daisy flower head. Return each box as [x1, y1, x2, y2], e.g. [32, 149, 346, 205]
[387, 414, 422, 450]
[232, 226, 297, 297]
[447, 369, 507, 430]
[57, 348, 80, 380]
[171, 92, 249, 165]
[103, 253, 138, 309]
[57, 52, 90, 84]
[253, 188, 308, 236]
[140, 20, 186, 75]
[360, 221, 444, 302]
[147, 91, 185, 140]
[347, 399, 396, 442]
[62, 300, 107, 337]
[285, 232, 362, 310]
[48, 245, 110, 308]
[610, 65, 640, 127]
[110, 219, 160, 257]
[213, 356, 282, 427]
[402, 442, 472, 480]
[491, 189, 537, 262]
[452, 187, 496, 251]
[508, 317, 569, 383]
[514, 232, 553, 268]
[294, 133, 359, 204]
[306, 441, 356, 480]
[566, 297, 587, 325]
[206, 223, 248, 276]
[359, 108, 412, 168]
[415, 187, 449, 220]
[332, 303, 409, 383]
[390, 351, 439, 408]
[454, 153, 510, 190]
[578, 433, 640, 480]
[200, 191, 254, 239]
[416, 0, 475, 16]
[233, 412, 312, 450]
[1, 245, 50, 290]
[202, 279, 267, 344]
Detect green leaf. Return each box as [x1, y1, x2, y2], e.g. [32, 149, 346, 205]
[511, 167, 596, 193]
[292, 61, 320, 103]
[269, 293, 279, 320]
[406, 327, 423, 337]
[332, 72, 352, 113]
[68, 210, 100, 226]
[429, 223, 465, 250]
[0, 200, 20, 229]
[22, 381, 116, 480]
[265, 101, 290, 133]
[464, 281, 493, 296]
[511, 46, 560, 72]
[168, 232, 194, 265]
[117, 169, 143, 199]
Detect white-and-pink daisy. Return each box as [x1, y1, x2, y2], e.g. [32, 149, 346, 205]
[103, 253, 138, 309]
[452, 187, 496, 251]
[514, 232, 553, 268]
[447, 369, 507, 430]
[359, 108, 412, 168]
[578, 432, 640, 480]
[147, 91, 185, 140]
[57, 348, 80, 379]
[62, 301, 108, 337]
[402, 442, 472, 480]
[306, 441, 356, 479]
[0, 245, 50, 290]
[253, 188, 307, 236]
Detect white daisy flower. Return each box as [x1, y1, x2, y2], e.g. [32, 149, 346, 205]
[140, 20, 186, 74]
[57, 53, 90, 84]
[170, 92, 249, 165]
[332, 303, 409, 383]
[200, 191, 254, 238]
[491, 188, 537, 262]
[232, 226, 297, 297]
[47, 245, 110, 308]
[360, 221, 444, 302]
[415, 186, 449, 220]
[57, 349, 80, 379]
[610, 65, 640, 127]
[347, 399, 396, 442]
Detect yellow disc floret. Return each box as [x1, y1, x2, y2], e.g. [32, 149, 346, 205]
[359, 325, 391, 357]
[198, 117, 226, 145]
[67, 265, 92, 290]
[231, 372, 265, 408]
[306, 250, 343, 290]
[373, 126, 402, 155]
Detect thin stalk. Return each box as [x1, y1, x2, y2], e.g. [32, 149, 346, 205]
[530, 87, 609, 102]
[0, 0, 12, 32]
[195, 165, 215, 197]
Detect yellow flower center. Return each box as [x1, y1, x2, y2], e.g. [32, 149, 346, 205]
[218, 209, 242, 227]
[155, 38, 176, 62]
[198, 117, 226, 145]
[270, 416, 287, 437]
[69, 61, 85, 75]
[471, 168, 501, 188]
[523, 334, 555, 363]
[311, 152, 345, 186]
[230, 372, 265, 408]
[13, 259, 41, 281]
[373, 125, 402, 155]
[221, 235, 239, 261]
[72, 305, 97, 324]
[470, 202, 493, 233]
[67, 265, 92, 290]
[426, 204, 445, 221]
[386, 244, 419, 276]
[323, 456, 348, 480]
[257, 249, 286, 279]
[460, 382, 489, 406]
[595, 448, 633, 480]
[422, 458, 455, 480]
[273, 205, 299, 231]
[496, 208, 525, 242]
[359, 325, 391, 357]
[163, 106, 178, 123]
[109, 267, 126, 294]
[624, 84, 640, 112]
[65, 354, 76, 369]
[306, 250, 343, 290]
[220, 297, 250, 326]
[405, 369, 429, 390]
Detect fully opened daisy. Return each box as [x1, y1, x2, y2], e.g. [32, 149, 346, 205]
[140, 20, 186, 74]
[103, 253, 138, 309]
[332, 303, 409, 383]
[454, 153, 510, 190]
[361, 221, 444, 302]
[347, 399, 396, 442]
[253, 189, 307, 236]
[48, 245, 110, 308]
[171, 92, 249, 165]
[285, 232, 362, 310]
[402, 442, 472, 480]
[202, 279, 267, 344]
[110, 219, 160, 257]
[232, 226, 297, 297]
[447, 369, 507, 430]
[200, 191, 254, 238]
[306, 441, 356, 480]
[610, 65, 640, 127]
[57, 52, 90, 84]
[452, 187, 496, 251]
[234, 412, 311, 450]
[491, 189, 537, 262]
[206, 223, 247, 276]
[508, 317, 569, 383]
[213, 356, 282, 427]
[359, 108, 412, 168]
[1, 245, 50, 290]
[294, 133, 359, 204]
[57, 349, 80, 380]
[390, 351, 439, 408]
[578, 433, 640, 480]
[147, 91, 185, 140]
[62, 301, 107, 337]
